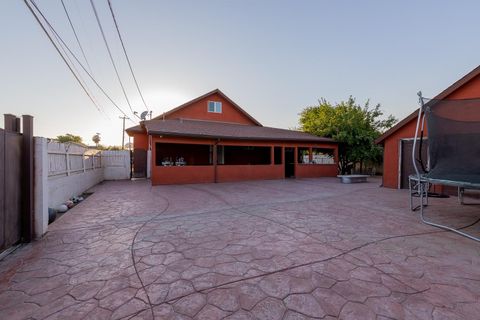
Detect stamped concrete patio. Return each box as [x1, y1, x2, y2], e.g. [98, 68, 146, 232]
[0, 178, 479, 319]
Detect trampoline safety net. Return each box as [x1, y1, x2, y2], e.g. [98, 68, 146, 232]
[422, 98, 480, 185]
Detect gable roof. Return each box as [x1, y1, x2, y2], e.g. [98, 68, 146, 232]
[375, 64, 480, 144]
[152, 89, 263, 126]
[128, 119, 334, 143]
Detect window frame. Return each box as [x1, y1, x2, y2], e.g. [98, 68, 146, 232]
[208, 101, 222, 113]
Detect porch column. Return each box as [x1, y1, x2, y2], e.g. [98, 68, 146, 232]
[308, 147, 313, 163]
[281, 146, 285, 165]
[213, 143, 218, 183]
[294, 147, 298, 165]
[270, 146, 274, 165]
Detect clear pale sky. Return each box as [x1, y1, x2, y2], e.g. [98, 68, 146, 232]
[1, 0, 479, 146]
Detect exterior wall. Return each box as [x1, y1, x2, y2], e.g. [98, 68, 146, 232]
[295, 164, 338, 178]
[381, 73, 480, 189]
[133, 133, 148, 150]
[48, 169, 104, 208]
[165, 92, 258, 125]
[152, 166, 215, 185]
[151, 135, 339, 185]
[217, 165, 284, 182]
[382, 119, 419, 188]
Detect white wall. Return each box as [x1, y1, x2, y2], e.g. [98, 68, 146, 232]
[48, 168, 104, 208]
[33, 139, 131, 238]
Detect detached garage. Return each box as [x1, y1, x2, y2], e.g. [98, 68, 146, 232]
[376, 65, 480, 189]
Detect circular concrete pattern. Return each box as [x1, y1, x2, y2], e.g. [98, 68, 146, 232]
[0, 178, 479, 319]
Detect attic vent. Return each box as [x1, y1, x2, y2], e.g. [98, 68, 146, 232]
[208, 101, 222, 113]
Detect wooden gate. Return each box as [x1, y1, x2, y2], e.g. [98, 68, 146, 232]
[0, 115, 33, 252]
[133, 148, 147, 178]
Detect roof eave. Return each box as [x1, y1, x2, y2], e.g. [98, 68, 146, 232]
[147, 131, 334, 143]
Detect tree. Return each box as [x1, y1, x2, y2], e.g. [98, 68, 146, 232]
[56, 133, 83, 144]
[299, 97, 397, 174]
[92, 133, 101, 147]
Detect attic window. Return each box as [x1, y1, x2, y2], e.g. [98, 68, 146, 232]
[208, 101, 222, 113]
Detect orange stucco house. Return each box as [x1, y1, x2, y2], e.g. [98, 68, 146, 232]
[126, 89, 339, 185]
[376, 65, 480, 189]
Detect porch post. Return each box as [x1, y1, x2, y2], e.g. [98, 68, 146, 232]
[270, 146, 274, 165]
[308, 147, 313, 163]
[213, 143, 218, 183]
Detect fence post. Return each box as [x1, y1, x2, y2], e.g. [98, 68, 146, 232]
[66, 151, 70, 176]
[82, 151, 86, 173]
[22, 115, 34, 242]
[34, 137, 48, 238]
[4, 114, 20, 132]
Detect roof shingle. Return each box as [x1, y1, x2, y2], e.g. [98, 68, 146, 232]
[127, 119, 334, 143]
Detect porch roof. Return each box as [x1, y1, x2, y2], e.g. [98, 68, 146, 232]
[127, 119, 334, 143]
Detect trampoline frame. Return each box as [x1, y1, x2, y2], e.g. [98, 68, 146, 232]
[412, 92, 480, 242]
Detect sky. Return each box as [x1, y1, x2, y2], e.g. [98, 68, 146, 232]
[1, 0, 479, 146]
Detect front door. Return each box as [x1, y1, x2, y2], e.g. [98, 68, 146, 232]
[284, 147, 295, 178]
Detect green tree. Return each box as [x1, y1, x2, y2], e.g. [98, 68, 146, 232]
[299, 97, 396, 174]
[56, 133, 83, 144]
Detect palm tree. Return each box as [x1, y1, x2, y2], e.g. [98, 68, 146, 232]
[92, 133, 101, 147]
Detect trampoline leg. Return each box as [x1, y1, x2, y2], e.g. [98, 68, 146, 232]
[409, 177, 414, 211]
[458, 187, 464, 205]
[419, 185, 480, 242]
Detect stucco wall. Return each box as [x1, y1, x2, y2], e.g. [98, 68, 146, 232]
[295, 164, 338, 178]
[217, 165, 284, 182]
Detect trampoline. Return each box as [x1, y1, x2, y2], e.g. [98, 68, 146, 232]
[411, 92, 480, 241]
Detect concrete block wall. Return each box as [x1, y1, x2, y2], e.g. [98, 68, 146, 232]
[33, 138, 131, 238]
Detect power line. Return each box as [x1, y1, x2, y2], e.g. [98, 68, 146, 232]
[60, 0, 94, 75]
[23, 0, 103, 113]
[89, 0, 138, 119]
[107, 0, 149, 112]
[49, 15, 107, 117]
[27, 0, 135, 123]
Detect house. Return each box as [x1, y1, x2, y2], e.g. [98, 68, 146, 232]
[126, 89, 339, 185]
[376, 65, 480, 189]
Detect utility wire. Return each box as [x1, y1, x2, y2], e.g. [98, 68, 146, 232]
[107, 0, 149, 112]
[60, 0, 94, 75]
[89, 0, 138, 119]
[27, 0, 134, 123]
[24, 0, 103, 113]
[51, 2, 108, 118]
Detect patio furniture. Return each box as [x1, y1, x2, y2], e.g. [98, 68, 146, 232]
[411, 92, 480, 241]
[337, 174, 369, 183]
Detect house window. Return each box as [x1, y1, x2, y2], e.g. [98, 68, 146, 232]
[208, 101, 222, 113]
